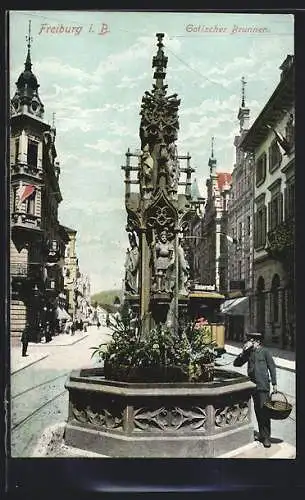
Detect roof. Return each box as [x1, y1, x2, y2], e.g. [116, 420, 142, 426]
[61, 225, 77, 234]
[239, 57, 294, 151]
[217, 172, 232, 192]
[58, 225, 70, 243]
[191, 178, 202, 200]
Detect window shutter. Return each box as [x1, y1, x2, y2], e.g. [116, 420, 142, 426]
[280, 193, 283, 224]
[263, 153, 267, 181]
[284, 187, 288, 221]
[268, 202, 272, 233]
[262, 205, 267, 246]
[268, 145, 272, 172]
[10, 137, 15, 166]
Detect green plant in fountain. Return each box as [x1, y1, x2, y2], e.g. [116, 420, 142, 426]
[91, 309, 218, 382]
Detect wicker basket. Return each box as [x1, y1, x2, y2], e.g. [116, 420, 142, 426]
[264, 391, 293, 420]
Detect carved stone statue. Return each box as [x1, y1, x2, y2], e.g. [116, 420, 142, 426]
[168, 143, 179, 194]
[124, 233, 139, 294]
[177, 239, 190, 296]
[152, 229, 175, 293]
[139, 144, 154, 193]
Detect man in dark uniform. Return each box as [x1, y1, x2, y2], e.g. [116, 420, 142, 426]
[233, 332, 277, 448]
[21, 322, 30, 357]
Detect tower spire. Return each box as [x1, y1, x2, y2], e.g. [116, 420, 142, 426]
[237, 76, 250, 132]
[25, 20, 33, 71]
[52, 112, 56, 128]
[241, 76, 246, 107]
[208, 136, 217, 174]
[11, 19, 45, 118]
[211, 136, 215, 158]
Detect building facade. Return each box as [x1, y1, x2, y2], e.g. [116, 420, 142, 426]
[225, 80, 255, 340]
[190, 142, 231, 293]
[10, 24, 67, 342]
[63, 226, 79, 317]
[239, 55, 295, 349]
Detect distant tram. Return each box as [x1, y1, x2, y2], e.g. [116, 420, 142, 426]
[187, 284, 226, 350]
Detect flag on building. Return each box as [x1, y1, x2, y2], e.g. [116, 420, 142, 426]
[266, 124, 291, 155]
[225, 234, 238, 244]
[17, 184, 36, 208]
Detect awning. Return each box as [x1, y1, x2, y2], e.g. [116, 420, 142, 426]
[56, 307, 71, 320]
[189, 292, 225, 300]
[17, 184, 36, 207]
[221, 296, 249, 316]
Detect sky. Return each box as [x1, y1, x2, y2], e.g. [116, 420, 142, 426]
[9, 11, 294, 294]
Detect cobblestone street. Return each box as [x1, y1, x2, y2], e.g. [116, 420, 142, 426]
[10, 325, 110, 457]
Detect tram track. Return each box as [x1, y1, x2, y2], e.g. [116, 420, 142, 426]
[11, 389, 67, 432]
[11, 371, 70, 400]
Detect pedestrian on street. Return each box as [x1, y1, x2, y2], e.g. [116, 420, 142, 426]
[45, 321, 52, 343]
[233, 331, 277, 448]
[21, 322, 30, 357]
[71, 322, 76, 336]
[65, 319, 72, 335]
[106, 313, 110, 328]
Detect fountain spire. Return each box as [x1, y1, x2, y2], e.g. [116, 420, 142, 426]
[152, 33, 168, 89]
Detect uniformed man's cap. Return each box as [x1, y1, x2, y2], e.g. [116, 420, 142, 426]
[246, 332, 262, 339]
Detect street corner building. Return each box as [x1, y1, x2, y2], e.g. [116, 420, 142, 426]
[237, 55, 295, 349]
[9, 22, 91, 345]
[188, 57, 294, 351]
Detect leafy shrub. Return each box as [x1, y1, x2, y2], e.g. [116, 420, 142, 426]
[91, 312, 218, 382]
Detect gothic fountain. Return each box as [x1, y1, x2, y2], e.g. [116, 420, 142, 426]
[64, 34, 256, 458]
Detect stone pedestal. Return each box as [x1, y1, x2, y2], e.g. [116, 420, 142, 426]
[64, 368, 256, 458]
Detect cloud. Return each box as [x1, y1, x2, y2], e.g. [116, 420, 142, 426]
[116, 72, 149, 89]
[85, 138, 125, 155]
[37, 57, 92, 82]
[61, 197, 124, 215]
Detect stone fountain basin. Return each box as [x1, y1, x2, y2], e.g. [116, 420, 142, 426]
[64, 368, 256, 458]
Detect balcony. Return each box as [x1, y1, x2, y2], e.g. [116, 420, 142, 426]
[266, 218, 294, 260]
[11, 262, 44, 280]
[45, 277, 57, 292]
[11, 212, 42, 235]
[11, 262, 44, 297]
[44, 239, 63, 263]
[11, 262, 28, 277]
[45, 275, 64, 294]
[11, 163, 43, 180]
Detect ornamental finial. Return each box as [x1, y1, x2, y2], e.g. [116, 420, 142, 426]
[241, 76, 247, 107]
[25, 20, 33, 71]
[152, 33, 168, 87]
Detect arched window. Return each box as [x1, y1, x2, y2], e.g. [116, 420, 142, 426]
[271, 274, 280, 324]
[256, 276, 265, 335]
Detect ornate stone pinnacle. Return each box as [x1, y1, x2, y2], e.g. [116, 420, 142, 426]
[152, 33, 168, 87]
